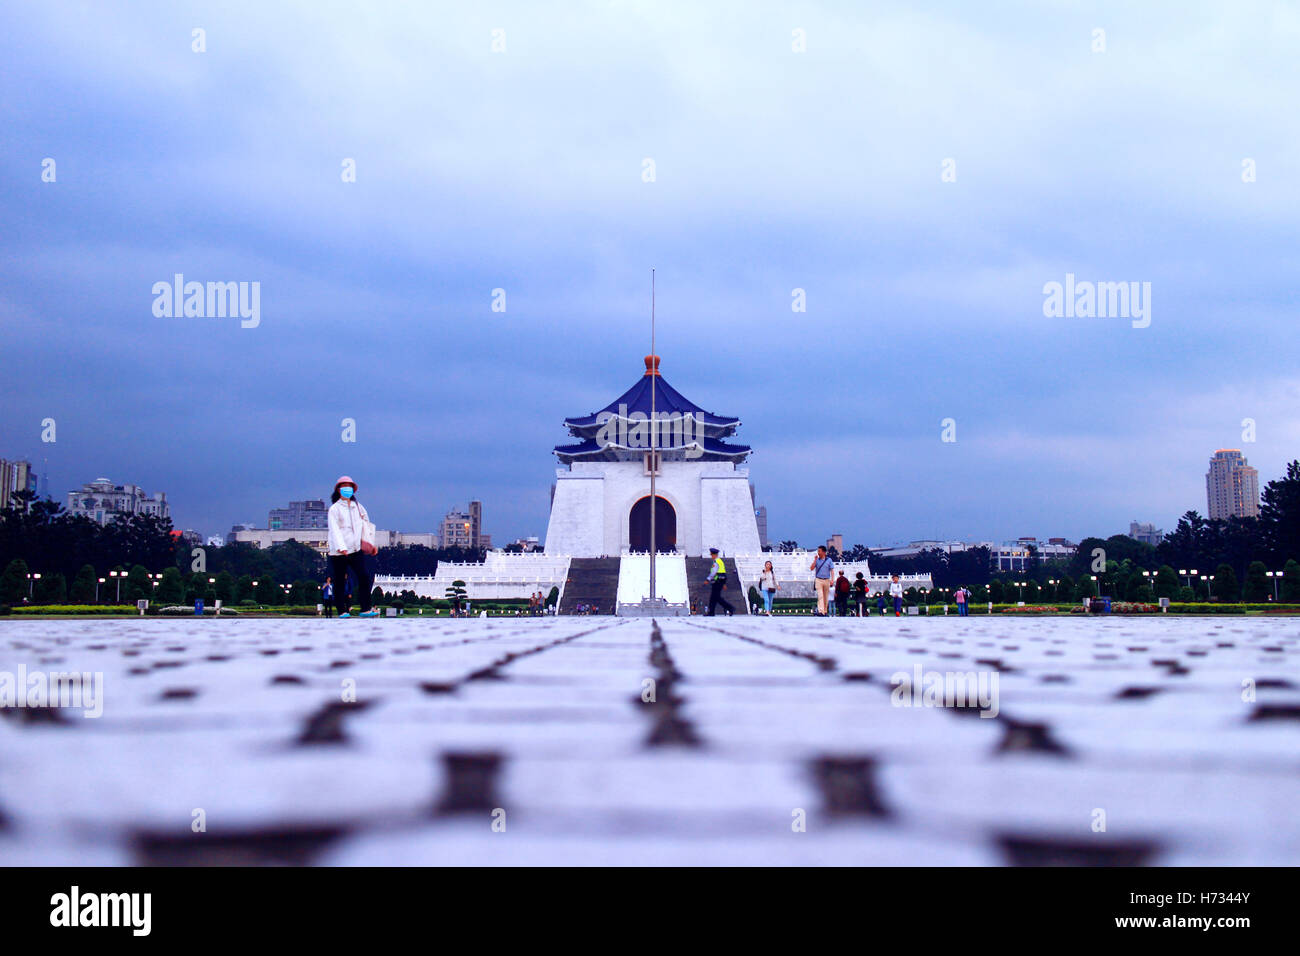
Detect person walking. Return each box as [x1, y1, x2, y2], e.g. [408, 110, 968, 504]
[327, 475, 378, 618]
[810, 546, 834, 616]
[877, 591, 887, 616]
[706, 548, 735, 616]
[955, 584, 969, 617]
[322, 577, 334, 618]
[758, 560, 778, 616]
[853, 572, 868, 617]
[889, 574, 904, 617]
[834, 571, 851, 617]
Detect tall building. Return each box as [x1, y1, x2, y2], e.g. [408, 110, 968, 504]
[67, 478, 169, 526]
[1128, 521, 1163, 546]
[1206, 449, 1259, 520]
[268, 499, 329, 530]
[441, 500, 489, 550]
[0, 459, 37, 510]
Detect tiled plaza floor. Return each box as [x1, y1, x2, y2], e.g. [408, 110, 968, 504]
[1, 615, 1297, 865]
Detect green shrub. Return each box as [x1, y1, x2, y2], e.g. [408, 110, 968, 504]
[9, 604, 136, 616]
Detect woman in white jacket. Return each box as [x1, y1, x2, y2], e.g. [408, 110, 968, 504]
[327, 475, 377, 618]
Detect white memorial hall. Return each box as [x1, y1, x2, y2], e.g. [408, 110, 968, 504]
[376, 355, 929, 612]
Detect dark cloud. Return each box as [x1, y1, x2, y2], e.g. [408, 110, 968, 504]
[3, 1, 1297, 546]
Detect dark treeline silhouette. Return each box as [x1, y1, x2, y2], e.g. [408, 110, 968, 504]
[771, 460, 1300, 602]
[0, 489, 488, 605]
[3, 460, 1297, 605]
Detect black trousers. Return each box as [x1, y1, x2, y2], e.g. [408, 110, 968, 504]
[328, 551, 373, 614]
[707, 580, 735, 616]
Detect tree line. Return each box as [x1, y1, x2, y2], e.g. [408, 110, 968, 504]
[4, 459, 1297, 606]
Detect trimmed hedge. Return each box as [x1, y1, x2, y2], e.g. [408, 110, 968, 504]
[1167, 603, 1299, 614]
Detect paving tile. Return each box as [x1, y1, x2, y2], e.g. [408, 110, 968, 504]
[0, 615, 1296, 865]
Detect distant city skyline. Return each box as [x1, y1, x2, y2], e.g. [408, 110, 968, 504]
[4, 3, 1297, 545]
[0, 452, 1239, 555]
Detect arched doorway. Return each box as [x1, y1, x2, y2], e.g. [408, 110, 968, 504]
[628, 495, 676, 552]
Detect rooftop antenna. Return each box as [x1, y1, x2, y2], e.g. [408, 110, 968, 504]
[649, 267, 657, 604]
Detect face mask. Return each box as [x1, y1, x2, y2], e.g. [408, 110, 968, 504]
[340, 486, 354, 499]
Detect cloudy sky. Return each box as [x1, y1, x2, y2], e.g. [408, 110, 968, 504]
[3, 0, 1298, 548]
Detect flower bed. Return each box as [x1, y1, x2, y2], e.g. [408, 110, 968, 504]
[156, 605, 240, 616]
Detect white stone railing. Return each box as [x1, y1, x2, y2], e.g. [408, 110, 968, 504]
[375, 553, 572, 600]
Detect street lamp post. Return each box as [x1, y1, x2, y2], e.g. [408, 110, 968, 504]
[1090, 574, 1099, 596]
[110, 570, 123, 603]
[1266, 570, 1280, 602]
[27, 572, 41, 598]
[96, 577, 105, 603]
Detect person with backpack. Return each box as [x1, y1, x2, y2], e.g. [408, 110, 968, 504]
[955, 585, 969, 617]
[876, 591, 887, 616]
[758, 560, 778, 616]
[327, 475, 378, 618]
[834, 571, 852, 617]
[809, 546, 834, 616]
[853, 572, 868, 617]
[706, 548, 735, 616]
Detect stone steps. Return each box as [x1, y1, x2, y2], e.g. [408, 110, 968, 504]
[557, 558, 621, 615]
[685, 557, 748, 615]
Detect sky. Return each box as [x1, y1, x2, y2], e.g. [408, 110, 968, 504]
[2, 0, 1298, 548]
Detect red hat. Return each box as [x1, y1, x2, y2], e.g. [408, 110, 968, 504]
[334, 475, 356, 490]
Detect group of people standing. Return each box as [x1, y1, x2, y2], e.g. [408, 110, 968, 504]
[806, 546, 905, 617]
[751, 545, 974, 618]
[527, 590, 550, 615]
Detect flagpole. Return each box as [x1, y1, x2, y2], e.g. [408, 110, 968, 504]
[649, 268, 657, 603]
